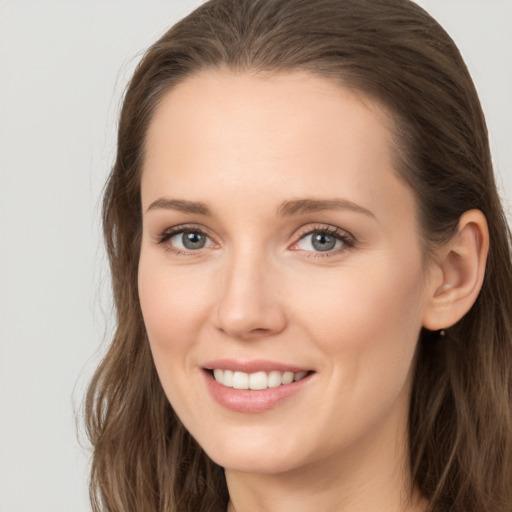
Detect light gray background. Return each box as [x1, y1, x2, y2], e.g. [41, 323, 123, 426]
[0, 2, 510, 511]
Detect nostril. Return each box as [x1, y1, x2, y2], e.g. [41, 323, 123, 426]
[215, 324, 274, 340]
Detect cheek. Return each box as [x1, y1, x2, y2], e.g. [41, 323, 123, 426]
[292, 255, 426, 366]
[285, 256, 426, 443]
[138, 255, 217, 418]
[138, 255, 212, 360]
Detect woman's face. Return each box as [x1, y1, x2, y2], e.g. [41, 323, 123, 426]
[138, 70, 435, 476]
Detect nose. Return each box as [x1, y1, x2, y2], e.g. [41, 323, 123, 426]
[213, 251, 287, 340]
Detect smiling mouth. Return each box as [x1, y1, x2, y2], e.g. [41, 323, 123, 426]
[209, 369, 311, 390]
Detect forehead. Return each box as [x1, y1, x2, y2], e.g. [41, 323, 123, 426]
[144, 70, 396, 164]
[141, 70, 415, 228]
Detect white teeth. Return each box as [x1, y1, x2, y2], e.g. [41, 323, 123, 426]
[281, 371, 294, 385]
[249, 371, 267, 390]
[267, 371, 282, 388]
[223, 369, 234, 387]
[232, 371, 249, 389]
[212, 369, 309, 389]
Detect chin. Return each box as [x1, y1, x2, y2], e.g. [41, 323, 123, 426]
[196, 429, 310, 475]
[210, 450, 298, 475]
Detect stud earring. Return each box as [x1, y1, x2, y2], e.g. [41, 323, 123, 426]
[439, 329, 446, 337]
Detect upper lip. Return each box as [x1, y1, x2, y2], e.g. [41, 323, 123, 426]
[202, 359, 312, 374]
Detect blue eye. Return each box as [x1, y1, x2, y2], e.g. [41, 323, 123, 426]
[159, 227, 214, 252]
[171, 230, 209, 250]
[293, 227, 354, 254]
[296, 231, 342, 252]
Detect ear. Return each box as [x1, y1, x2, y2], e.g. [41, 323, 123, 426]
[422, 209, 489, 331]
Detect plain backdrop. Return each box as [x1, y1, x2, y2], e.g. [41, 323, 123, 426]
[0, 2, 510, 511]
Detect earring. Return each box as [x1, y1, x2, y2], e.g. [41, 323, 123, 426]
[439, 329, 446, 337]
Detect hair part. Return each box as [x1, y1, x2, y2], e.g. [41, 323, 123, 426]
[85, 1, 512, 510]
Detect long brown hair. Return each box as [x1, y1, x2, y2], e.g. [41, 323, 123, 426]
[85, 1, 512, 510]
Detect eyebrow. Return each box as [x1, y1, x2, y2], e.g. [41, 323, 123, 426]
[145, 196, 375, 219]
[146, 198, 211, 215]
[277, 198, 375, 218]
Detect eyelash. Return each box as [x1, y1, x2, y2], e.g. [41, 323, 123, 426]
[156, 223, 215, 256]
[156, 223, 356, 257]
[292, 224, 356, 258]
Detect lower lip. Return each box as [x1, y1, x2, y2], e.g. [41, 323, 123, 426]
[203, 370, 313, 413]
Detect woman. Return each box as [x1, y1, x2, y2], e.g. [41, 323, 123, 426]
[85, 0, 512, 511]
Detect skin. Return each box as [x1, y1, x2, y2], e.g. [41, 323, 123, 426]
[138, 70, 444, 512]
